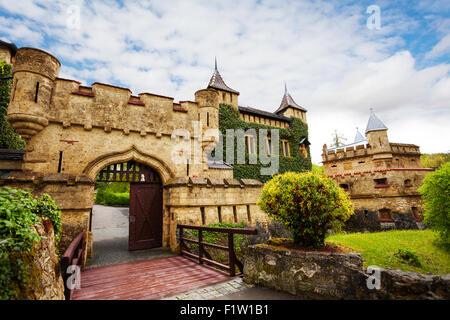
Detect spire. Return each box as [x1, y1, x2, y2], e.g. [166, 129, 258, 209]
[365, 109, 388, 134]
[275, 83, 307, 114]
[207, 58, 239, 95]
[354, 127, 366, 143]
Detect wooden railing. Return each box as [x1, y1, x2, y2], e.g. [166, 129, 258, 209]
[177, 224, 257, 277]
[60, 232, 86, 300]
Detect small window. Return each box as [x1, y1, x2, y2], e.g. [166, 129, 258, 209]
[218, 206, 222, 223]
[222, 92, 226, 101]
[339, 184, 349, 191]
[331, 164, 337, 168]
[34, 82, 40, 103]
[207, 112, 209, 127]
[358, 161, 365, 164]
[411, 207, 422, 221]
[363, 209, 369, 217]
[300, 143, 308, 158]
[233, 206, 237, 223]
[379, 208, 392, 221]
[246, 205, 251, 223]
[374, 178, 388, 187]
[266, 137, 272, 155]
[245, 135, 256, 154]
[281, 140, 290, 157]
[404, 179, 412, 187]
[200, 207, 205, 225]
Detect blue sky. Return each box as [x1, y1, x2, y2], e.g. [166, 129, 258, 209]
[0, 0, 449, 163]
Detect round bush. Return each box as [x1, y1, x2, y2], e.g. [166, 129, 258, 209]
[258, 171, 353, 248]
[419, 162, 450, 245]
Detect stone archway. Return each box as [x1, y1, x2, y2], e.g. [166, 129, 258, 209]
[83, 146, 176, 260]
[83, 145, 175, 185]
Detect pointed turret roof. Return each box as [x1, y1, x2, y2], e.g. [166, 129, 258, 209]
[207, 58, 239, 95]
[365, 109, 388, 133]
[275, 83, 307, 114]
[354, 127, 366, 143]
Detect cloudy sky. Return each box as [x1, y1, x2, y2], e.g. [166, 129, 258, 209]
[0, 0, 449, 164]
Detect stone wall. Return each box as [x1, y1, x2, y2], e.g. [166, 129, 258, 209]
[244, 244, 364, 299]
[165, 177, 267, 250]
[244, 244, 450, 300]
[0, 170, 94, 261]
[14, 219, 65, 300]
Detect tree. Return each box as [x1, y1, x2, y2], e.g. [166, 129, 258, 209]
[419, 162, 450, 246]
[258, 171, 353, 248]
[420, 153, 450, 169]
[329, 129, 347, 148]
[0, 60, 25, 149]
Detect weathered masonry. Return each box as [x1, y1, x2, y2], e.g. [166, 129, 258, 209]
[322, 110, 433, 229]
[0, 44, 287, 261]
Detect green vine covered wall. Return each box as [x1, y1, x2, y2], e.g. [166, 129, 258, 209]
[218, 104, 312, 182]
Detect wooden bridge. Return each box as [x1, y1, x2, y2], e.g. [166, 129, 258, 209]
[63, 225, 257, 300]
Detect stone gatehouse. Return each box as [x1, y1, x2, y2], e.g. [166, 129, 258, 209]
[0, 42, 312, 262]
[322, 110, 433, 229]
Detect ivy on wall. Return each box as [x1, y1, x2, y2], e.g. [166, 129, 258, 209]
[218, 103, 312, 182]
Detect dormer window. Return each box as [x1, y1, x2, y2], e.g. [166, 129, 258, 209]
[299, 137, 310, 158]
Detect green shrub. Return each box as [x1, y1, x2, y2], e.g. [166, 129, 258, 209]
[95, 189, 129, 206]
[0, 187, 61, 299]
[258, 171, 353, 248]
[419, 162, 450, 245]
[394, 248, 422, 267]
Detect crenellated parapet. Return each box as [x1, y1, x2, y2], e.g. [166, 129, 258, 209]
[322, 143, 371, 163]
[49, 79, 202, 137]
[7, 47, 218, 143]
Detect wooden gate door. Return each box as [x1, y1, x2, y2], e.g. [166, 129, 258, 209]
[96, 161, 163, 251]
[129, 183, 163, 251]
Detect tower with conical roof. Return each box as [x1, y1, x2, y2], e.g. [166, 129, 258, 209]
[274, 83, 307, 123]
[365, 109, 392, 157]
[206, 58, 239, 107]
[354, 127, 366, 143]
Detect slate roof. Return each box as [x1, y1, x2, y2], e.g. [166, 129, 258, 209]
[0, 40, 17, 57]
[365, 110, 388, 133]
[238, 106, 292, 123]
[354, 128, 367, 143]
[207, 58, 239, 95]
[274, 83, 307, 114]
[207, 154, 233, 170]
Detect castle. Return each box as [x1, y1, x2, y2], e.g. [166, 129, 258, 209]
[322, 110, 433, 230]
[0, 41, 311, 261]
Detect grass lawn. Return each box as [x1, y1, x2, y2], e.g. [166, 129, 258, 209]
[326, 230, 450, 275]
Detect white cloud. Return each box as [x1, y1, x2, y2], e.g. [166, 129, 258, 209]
[0, 0, 449, 164]
[425, 34, 450, 59]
